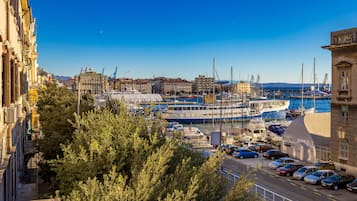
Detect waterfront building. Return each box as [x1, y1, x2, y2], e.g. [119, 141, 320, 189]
[74, 68, 108, 96]
[0, 0, 39, 200]
[281, 113, 330, 163]
[233, 82, 259, 97]
[110, 78, 152, 94]
[152, 77, 192, 95]
[193, 75, 214, 94]
[323, 27, 357, 175]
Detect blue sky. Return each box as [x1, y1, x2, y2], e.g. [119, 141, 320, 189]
[31, 0, 357, 83]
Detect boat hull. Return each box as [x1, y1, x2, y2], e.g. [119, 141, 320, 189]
[165, 114, 262, 124]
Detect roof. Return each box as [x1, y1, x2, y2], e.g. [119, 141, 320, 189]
[304, 113, 330, 138]
[283, 112, 330, 147]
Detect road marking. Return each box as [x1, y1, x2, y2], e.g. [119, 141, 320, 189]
[300, 186, 307, 190]
[313, 192, 321, 196]
[290, 182, 296, 186]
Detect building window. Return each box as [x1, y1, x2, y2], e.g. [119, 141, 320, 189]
[340, 71, 349, 91]
[341, 105, 348, 123]
[339, 140, 348, 160]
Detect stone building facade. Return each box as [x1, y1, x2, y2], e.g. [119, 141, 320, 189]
[110, 78, 152, 93]
[74, 69, 108, 96]
[0, 0, 39, 200]
[152, 77, 192, 95]
[323, 27, 357, 175]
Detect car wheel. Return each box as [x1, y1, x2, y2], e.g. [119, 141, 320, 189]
[333, 185, 338, 190]
[286, 173, 290, 177]
[271, 156, 275, 160]
[240, 156, 244, 159]
[254, 154, 258, 158]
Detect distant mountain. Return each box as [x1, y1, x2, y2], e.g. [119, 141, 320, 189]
[53, 75, 72, 82]
[261, 83, 316, 89]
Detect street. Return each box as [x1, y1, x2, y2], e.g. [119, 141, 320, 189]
[223, 155, 357, 201]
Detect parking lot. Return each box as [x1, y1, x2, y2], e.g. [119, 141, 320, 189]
[224, 153, 357, 201]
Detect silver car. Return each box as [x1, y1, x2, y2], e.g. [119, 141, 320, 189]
[293, 166, 318, 180]
[269, 157, 295, 170]
[304, 170, 335, 185]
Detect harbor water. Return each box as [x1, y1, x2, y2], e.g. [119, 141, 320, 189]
[180, 98, 331, 134]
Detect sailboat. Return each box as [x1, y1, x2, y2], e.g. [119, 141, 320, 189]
[289, 62, 315, 117]
[304, 58, 317, 114]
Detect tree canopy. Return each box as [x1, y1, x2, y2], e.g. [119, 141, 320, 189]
[37, 84, 257, 200]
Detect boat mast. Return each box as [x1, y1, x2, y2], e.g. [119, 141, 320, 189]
[313, 57, 316, 111]
[301, 63, 304, 113]
[231, 66, 233, 129]
[212, 57, 215, 128]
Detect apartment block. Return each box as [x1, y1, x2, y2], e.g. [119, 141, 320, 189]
[323, 27, 357, 175]
[193, 75, 214, 94]
[0, 0, 39, 200]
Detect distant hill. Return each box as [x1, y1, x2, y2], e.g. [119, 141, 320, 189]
[261, 83, 316, 89]
[53, 75, 72, 82]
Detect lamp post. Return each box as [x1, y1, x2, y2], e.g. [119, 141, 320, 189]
[77, 74, 81, 116]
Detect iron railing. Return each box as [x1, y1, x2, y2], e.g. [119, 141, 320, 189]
[221, 167, 293, 201]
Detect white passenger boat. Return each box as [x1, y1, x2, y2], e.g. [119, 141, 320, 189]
[162, 99, 289, 124]
[249, 99, 290, 119]
[162, 102, 262, 124]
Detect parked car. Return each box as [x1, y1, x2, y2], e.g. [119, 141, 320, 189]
[248, 144, 274, 153]
[232, 148, 259, 159]
[304, 170, 336, 185]
[269, 157, 296, 170]
[313, 161, 335, 170]
[293, 166, 318, 180]
[276, 163, 304, 176]
[263, 149, 289, 160]
[346, 179, 357, 193]
[321, 174, 355, 190]
[225, 145, 240, 155]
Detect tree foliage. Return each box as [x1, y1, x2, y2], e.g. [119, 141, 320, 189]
[37, 83, 94, 184]
[43, 96, 256, 200]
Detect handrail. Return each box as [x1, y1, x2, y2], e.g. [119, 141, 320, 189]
[220, 167, 293, 201]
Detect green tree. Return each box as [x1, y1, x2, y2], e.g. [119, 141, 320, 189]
[37, 83, 94, 185]
[49, 101, 257, 200]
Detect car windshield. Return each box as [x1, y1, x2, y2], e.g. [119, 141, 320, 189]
[297, 167, 307, 172]
[284, 164, 293, 168]
[276, 159, 283, 163]
[312, 171, 323, 176]
[328, 174, 340, 181]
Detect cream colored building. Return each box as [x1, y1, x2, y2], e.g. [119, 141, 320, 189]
[0, 0, 39, 200]
[233, 82, 252, 96]
[74, 69, 108, 96]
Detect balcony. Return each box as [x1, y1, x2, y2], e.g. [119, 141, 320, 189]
[336, 89, 352, 102]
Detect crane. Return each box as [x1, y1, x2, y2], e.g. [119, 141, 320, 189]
[322, 73, 330, 93]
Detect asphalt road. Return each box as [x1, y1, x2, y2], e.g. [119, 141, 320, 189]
[223, 155, 357, 201]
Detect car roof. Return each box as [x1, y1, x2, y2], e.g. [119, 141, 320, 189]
[302, 165, 318, 169]
[316, 169, 335, 173]
[280, 157, 293, 160]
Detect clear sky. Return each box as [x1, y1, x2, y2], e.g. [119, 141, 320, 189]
[31, 0, 357, 83]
